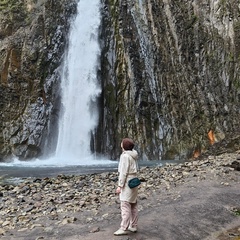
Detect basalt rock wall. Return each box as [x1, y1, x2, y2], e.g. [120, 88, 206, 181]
[0, 0, 77, 160]
[98, 0, 240, 160]
[0, 0, 240, 161]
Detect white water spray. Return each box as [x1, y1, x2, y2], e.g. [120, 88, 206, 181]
[54, 0, 102, 164]
[41, 0, 114, 166]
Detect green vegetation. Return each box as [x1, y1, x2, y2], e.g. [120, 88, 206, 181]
[185, 15, 198, 30]
[0, 0, 26, 22]
[0, 0, 23, 11]
[0, 0, 28, 35]
[232, 208, 240, 216]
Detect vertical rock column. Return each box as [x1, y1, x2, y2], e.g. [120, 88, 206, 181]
[0, 0, 77, 160]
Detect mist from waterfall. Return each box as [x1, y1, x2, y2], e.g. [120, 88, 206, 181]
[54, 0, 101, 164]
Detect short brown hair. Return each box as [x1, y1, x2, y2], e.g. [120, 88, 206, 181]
[122, 138, 134, 150]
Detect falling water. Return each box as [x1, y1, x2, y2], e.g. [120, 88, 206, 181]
[0, 0, 115, 168]
[54, 0, 102, 164]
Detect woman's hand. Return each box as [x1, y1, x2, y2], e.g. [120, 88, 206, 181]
[116, 186, 122, 194]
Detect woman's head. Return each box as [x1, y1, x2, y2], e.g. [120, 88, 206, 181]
[121, 138, 134, 150]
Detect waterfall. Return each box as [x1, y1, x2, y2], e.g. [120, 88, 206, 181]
[54, 0, 101, 164]
[0, 0, 117, 168]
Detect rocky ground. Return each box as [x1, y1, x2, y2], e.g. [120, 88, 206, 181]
[0, 151, 240, 240]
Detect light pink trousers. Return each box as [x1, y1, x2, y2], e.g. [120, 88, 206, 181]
[120, 201, 138, 230]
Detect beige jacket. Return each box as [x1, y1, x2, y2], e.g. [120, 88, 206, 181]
[118, 149, 139, 203]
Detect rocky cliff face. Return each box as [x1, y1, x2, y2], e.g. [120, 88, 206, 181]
[0, 0, 240, 161]
[98, 0, 240, 160]
[0, 0, 77, 160]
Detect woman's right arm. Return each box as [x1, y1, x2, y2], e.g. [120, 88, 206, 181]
[118, 154, 130, 187]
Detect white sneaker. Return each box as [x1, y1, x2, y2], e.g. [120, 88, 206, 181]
[128, 227, 137, 233]
[114, 229, 128, 235]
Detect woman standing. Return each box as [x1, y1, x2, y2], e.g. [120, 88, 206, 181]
[114, 138, 139, 236]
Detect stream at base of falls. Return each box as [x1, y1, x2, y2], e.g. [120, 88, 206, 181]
[0, 159, 185, 185]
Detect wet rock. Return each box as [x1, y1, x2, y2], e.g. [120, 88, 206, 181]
[0, 0, 78, 160]
[100, 1, 240, 160]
